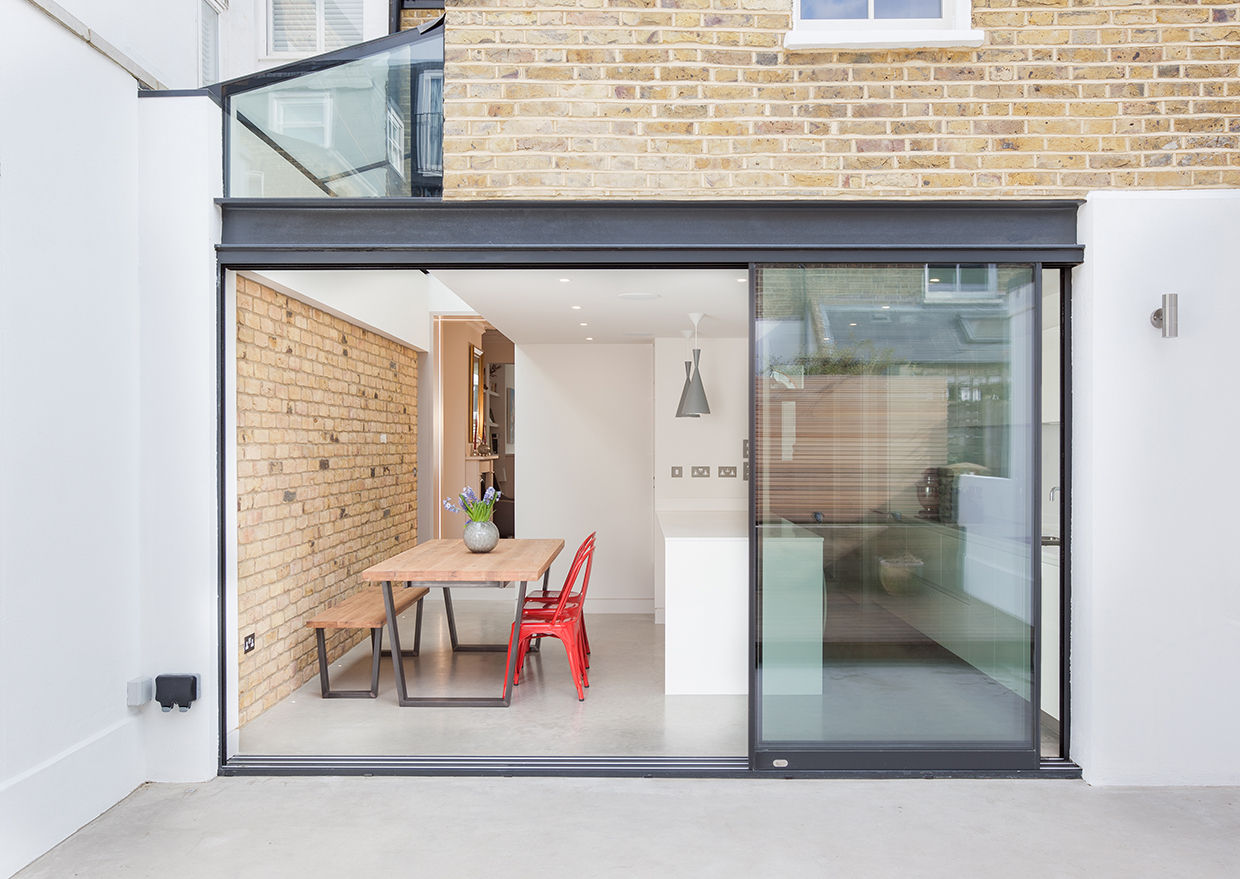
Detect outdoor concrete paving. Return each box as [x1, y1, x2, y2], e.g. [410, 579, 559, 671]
[15, 777, 1240, 878]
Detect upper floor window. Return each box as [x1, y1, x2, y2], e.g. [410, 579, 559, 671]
[200, 0, 223, 85]
[785, 0, 983, 50]
[269, 0, 363, 55]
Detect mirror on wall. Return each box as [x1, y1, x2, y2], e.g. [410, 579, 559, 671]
[468, 344, 485, 448]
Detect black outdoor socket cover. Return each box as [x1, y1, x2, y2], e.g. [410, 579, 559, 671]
[155, 674, 199, 713]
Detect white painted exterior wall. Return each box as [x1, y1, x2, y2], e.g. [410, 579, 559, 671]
[2, 5, 143, 875]
[136, 95, 224, 784]
[47, 0, 201, 87]
[515, 344, 655, 613]
[0, 7, 143, 874]
[1072, 190, 1240, 785]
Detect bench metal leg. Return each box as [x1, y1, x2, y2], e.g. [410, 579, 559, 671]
[314, 627, 381, 699]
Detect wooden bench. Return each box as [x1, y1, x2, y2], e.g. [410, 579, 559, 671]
[306, 586, 429, 698]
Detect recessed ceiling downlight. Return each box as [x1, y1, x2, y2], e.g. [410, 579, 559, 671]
[617, 292, 662, 301]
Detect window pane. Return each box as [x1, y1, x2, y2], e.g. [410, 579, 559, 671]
[755, 265, 1037, 750]
[271, 0, 317, 53]
[801, 0, 868, 21]
[200, 1, 219, 86]
[323, 0, 364, 50]
[874, 0, 943, 19]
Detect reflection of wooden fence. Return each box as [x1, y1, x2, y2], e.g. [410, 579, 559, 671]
[758, 375, 948, 523]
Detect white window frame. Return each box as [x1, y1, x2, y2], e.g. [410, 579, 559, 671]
[199, 0, 226, 86]
[266, 0, 364, 58]
[268, 91, 334, 149]
[785, 0, 984, 50]
[386, 101, 406, 179]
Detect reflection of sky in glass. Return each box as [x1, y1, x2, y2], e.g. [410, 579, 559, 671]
[802, 0, 942, 18]
[802, 0, 867, 20]
[875, 0, 941, 18]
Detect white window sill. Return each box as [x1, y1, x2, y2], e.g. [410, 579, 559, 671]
[783, 27, 984, 51]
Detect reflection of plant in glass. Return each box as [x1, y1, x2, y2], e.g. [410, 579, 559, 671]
[443, 486, 500, 522]
[770, 340, 900, 377]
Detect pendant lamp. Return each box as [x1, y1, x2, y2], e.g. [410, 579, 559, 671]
[675, 313, 711, 418]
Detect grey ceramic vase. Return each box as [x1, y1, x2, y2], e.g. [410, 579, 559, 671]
[463, 519, 500, 553]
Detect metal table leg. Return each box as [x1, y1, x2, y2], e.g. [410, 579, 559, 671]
[379, 597, 423, 659]
[443, 587, 512, 653]
[383, 579, 529, 708]
[444, 570, 548, 654]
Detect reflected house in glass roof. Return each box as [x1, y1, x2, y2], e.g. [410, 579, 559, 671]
[221, 17, 443, 199]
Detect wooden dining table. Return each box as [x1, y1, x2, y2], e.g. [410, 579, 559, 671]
[361, 538, 564, 707]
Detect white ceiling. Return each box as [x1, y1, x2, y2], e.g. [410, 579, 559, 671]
[429, 269, 749, 344]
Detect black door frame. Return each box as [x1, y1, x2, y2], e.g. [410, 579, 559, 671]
[216, 199, 1082, 778]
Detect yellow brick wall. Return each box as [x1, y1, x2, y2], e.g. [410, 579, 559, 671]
[402, 8, 445, 30]
[235, 276, 419, 724]
[441, 0, 1240, 198]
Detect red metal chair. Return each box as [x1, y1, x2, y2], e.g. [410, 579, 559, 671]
[523, 531, 596, 657]
[505, 534, 596, 700]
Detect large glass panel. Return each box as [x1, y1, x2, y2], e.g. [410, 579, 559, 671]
[755, 265, 1038, 762]
[227, 28, 443, 198]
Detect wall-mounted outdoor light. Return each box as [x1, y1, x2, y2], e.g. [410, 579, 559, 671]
[1150, 292, 1179, 338]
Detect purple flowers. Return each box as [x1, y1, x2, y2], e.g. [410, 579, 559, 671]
[443, 485, 501, 522]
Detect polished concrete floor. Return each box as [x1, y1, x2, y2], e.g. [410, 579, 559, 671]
[16, 777, 1240, 878]
[239, 604, 748, 757]
[240, 600, 1061, 759]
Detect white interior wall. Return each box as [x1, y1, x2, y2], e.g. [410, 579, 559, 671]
[0, 6, 145, 875]
[653, 337, 749, 511]
[1072, 190, 1240, 785]
[653, 337, 749, 619]
[515, 345, 655, 612]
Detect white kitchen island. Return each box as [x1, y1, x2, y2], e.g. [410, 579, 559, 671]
[657, 511, 827, 697]
[657, 510, 750, 695]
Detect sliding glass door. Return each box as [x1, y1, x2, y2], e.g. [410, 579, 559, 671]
[753, 264, 1040, 770]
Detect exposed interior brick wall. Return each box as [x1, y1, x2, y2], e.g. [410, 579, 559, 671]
[235, 276, 418, 724]
[442, 0, 1240, 198]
